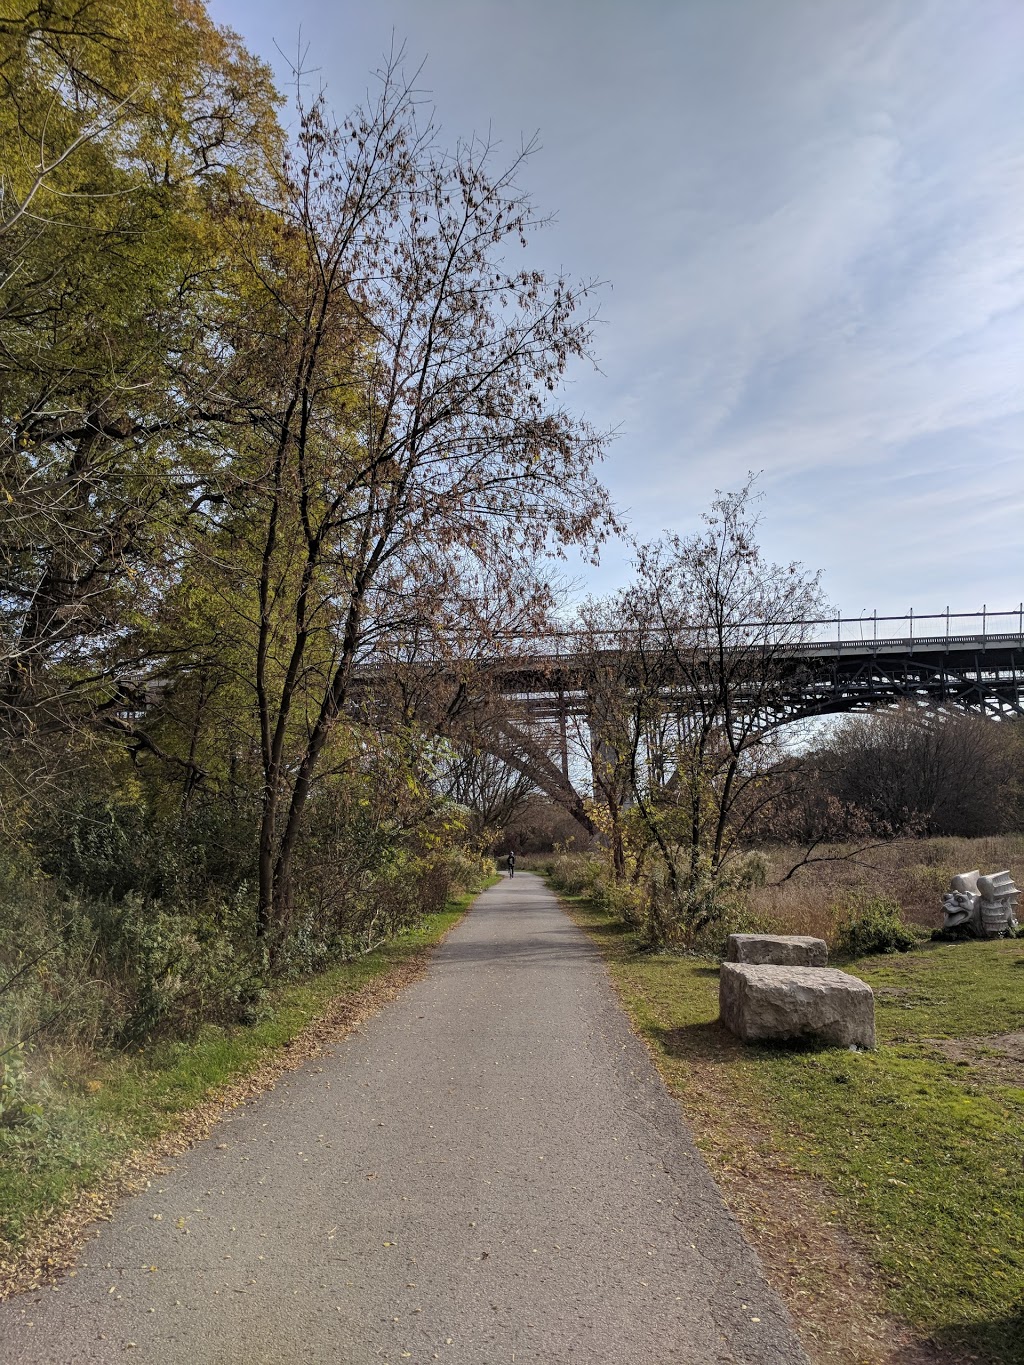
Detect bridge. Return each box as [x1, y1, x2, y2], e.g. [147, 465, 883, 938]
[485, 608, 1024, 725]
[123, 608, 1024, 839]
[433, 608, 1024, 830]
[344, 609, 1024, 834]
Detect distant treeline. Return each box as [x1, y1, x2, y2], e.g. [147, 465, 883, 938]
[760, 704, 1022, 846]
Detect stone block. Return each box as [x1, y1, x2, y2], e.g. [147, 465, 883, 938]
[726, 933, 828, 967]
[719, 963, 875, 1049]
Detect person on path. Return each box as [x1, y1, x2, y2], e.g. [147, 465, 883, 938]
[506, 850, 516, 878]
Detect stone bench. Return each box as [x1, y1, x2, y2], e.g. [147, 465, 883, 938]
[719, 963, 875, 1049]
[726, 933, 828, 967]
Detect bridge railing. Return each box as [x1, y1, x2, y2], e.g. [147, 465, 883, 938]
[489, 607, 1024, 665]
[773, 606, 1024, 648]
[347, 608, 1024, 674]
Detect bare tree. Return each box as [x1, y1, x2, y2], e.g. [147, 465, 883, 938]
[816, 703, 1020, 838]
[436, 748, 535, 841]
[158, 60, 613, 942]
[572, 483, 827, 937]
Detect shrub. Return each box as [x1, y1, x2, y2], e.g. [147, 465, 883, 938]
[0, 841, 265, 1050]
[544, 854, 646, 924]
[835, 894, 917, 958]
[546, 854, 601, 898]
[0, 1049, 45, 1132]
[85, 890, 264, 1043]
[727, 851, 770, 890]
[598, 876, 644, 925]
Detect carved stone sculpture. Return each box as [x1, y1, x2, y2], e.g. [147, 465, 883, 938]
[978, 871, 1020, 937]
[941, 869, 1019, 938]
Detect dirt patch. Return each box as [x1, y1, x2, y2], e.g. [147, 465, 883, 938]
[928, 1033, 1024, 1088]
[0, 941, 445, 1302]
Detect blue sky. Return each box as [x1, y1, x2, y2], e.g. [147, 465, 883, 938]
[211, 0, 1023, 621]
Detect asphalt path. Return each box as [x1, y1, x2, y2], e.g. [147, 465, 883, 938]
[1, 873, 806, 1364]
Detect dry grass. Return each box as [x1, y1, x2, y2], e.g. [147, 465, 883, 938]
[753, 834, 1024, 945]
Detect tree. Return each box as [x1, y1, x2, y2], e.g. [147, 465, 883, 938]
[578, 483, 827, 939]
[816, 704, 1020, 838]
[148, 60, 613, 943]
[0, 0, 281, 806]
[435, 747, 535, 843]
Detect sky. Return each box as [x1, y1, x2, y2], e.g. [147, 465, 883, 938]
[211, 0, 1024, 624]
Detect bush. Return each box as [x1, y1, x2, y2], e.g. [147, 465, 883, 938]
[0, 853, 110, 1053]
[0, 858, 264, 1051]
[84, 891, 264, 1043]
[275, 843, 491, 980]
[545, 854, 600, 898]
[544, 852, 764, 951]
[727, 851, 769, 890]
[0, 1049, 45, 1131]
[835, 894, 917, 958]
[544, 854, 646, 924]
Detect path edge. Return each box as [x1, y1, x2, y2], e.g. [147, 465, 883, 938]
[0, 885, 490, 1302]
[547, 879, 963, 1365]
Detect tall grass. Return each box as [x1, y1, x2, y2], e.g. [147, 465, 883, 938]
[541, 834, 1024, 954]
[757, 833, 1024, 942]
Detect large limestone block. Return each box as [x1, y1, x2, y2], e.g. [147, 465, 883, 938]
[719, 963, 875, 1049]
[726, 933, 828, 967]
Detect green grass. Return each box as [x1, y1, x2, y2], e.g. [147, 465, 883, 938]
[561, 892, 1024, 1364]
[0, 889, 484, 1269]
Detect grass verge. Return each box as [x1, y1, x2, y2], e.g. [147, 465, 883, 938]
[557, 888, 1024, 1365]
[0, 884, 490, 1296]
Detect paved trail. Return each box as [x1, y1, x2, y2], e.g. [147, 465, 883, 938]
[2, 874, 805, 1364]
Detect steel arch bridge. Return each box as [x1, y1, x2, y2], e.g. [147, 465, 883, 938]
[450, 609, 1024, 828]
[488, 609, 1024, 726]
[347, 609, 1024, 832]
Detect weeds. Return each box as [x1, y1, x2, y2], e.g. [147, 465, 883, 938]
[834, 893, 920, 958]
[547, 835, 1024, 960]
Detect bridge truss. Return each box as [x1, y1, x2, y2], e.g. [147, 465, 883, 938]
[354, 610, 1024, 829]
[479, 611, 1024, 821]
[492, 611, 1024, 728]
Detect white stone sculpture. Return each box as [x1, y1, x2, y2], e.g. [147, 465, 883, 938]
[941, 869, 1019, 938]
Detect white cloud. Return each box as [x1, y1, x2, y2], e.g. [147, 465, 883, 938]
[210, 0, 1024, 609]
